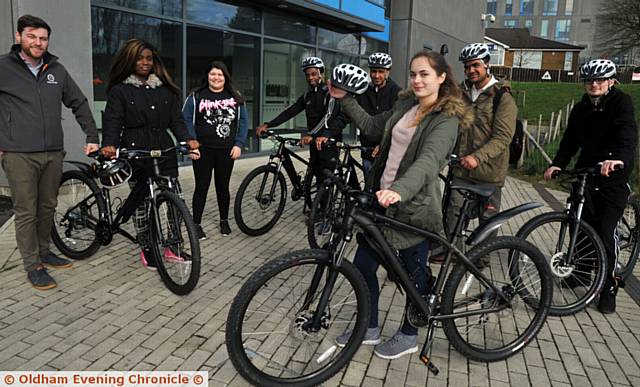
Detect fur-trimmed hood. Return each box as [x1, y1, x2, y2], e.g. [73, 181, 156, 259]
[123, 73, 163, 88]
[396, 89, 474, 129]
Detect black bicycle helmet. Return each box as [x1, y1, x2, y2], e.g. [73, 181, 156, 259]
[301, 57, 325, 73]
[368, 52, 392, 69]
[580, 59, 616, 80]
[459, 43, 491, 63]
[331, 64, 370, 95]
[97, 159, 132, 188]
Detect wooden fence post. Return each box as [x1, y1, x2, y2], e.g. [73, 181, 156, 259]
[517, 120, 527, 168]
[536, 114, 542, 146]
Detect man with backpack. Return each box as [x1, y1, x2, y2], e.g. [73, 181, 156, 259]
[435, 43, 518, 265]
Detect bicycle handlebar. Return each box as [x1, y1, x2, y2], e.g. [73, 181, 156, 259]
[89, 142, 195, 162]
[551, 163, 624, 179]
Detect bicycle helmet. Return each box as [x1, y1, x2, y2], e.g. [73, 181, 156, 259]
[331, 64, 370, 95]
[97, 159, 132, 188]
[301, 57, 325, 73]
[459, 43, 491, 63]
[368, 52, 392, 69]
[580, 59, 616, 80]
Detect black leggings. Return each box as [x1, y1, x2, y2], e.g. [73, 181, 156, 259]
[192, 147, 235, 224]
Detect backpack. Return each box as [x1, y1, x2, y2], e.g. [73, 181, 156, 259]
[492, 88, 524, 166]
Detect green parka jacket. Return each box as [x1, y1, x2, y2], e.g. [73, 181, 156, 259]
[454, 78, 517, 186]
[341, 90, 473, 249]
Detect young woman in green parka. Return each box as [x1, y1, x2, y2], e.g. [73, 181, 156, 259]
[328, 51, 473, 360]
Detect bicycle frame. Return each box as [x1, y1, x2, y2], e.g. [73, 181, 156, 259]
[268, 140, 311, 198]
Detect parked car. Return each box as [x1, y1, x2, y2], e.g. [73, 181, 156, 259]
[632, 66, 640, 83]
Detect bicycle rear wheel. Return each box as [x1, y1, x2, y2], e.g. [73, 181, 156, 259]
[150, 191, 201, 295]
[234, 165, 287, 236]
[307, 183, 343, 249]
[616, 194, 640, 282]
[515, 212, 607, 316]
[226, 249, 370, 387]
[441, 237, 552, 362]
[51, 170, 106, 259]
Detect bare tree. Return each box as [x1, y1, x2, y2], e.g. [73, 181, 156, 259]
[598, 0, 640, 50]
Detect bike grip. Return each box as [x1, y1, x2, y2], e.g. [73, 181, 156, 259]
[551, 169, 562, 179]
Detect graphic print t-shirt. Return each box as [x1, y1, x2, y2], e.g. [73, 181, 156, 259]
[194, 89, 237, 149]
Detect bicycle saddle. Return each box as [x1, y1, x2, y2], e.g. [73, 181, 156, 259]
[450, 177, 496, 198]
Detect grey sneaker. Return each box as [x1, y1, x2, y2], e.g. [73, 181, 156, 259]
[374, 331, 418, 360]
[335, 327, 381, 348]
[41, 253, 73, 269]
[27, 266, 57, 290]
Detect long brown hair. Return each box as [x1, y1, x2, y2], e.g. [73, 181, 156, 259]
[107, 38, 181, 97]
[195, 61, 245, 104]
[409, 50, 461, 125]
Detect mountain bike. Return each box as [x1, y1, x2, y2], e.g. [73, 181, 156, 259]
[234, 129, 318, 236]
[515, 166, 614, 315]
[226, 172, 552, 387]
[307, 141, 371, 249]
[51, 144, 201, 295]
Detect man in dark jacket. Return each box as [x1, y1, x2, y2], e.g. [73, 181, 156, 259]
[356, 52, 401, 173]
[255, 57, 348, 185]
[0, 15, 99, 290]
[545, 59, 637, 314]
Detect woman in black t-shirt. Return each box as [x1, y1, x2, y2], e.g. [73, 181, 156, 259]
[182, 61, 248, 238]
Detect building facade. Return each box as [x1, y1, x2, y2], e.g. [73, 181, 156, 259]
[485, 0, 637, 64]
[0, 0, 483, 187]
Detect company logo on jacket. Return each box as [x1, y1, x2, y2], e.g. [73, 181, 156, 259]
[46, 74, 58, 84]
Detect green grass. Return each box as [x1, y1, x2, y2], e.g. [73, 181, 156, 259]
[512, 82, 640, 124]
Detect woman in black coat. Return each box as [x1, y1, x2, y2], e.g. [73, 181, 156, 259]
[101, 38, 199, 269]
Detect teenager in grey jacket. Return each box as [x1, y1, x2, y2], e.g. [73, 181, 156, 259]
[328, 51, 472, 360]
[0, 15, 98, 290]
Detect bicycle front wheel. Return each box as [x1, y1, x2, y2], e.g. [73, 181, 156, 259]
[516, 212, 607, 315]
[441, 237, 552, 362]
[150, 191, 201, 295]
[226, 249, 370, 387]
[234, 165, 287, 236]
[52, 170, 106, 260]
[616, 194, 640, 282]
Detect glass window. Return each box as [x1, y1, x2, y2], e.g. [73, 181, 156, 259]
[513, 51, 542, 69]
[489, 45, 505, 66]
[264, 11, 316, 45]
[486, 0, 497, 15]
[564, 52, 573, 71]
[92, 0, 181, 17]
[186, 0, 260, 33]
[555, 19, 571, 41]
[543, 0, 557, 16]
[540, 19, 549, 37]
[261, 39, 314, 137]
[505, 0, 513, 16]
[186, 26, 259, 152]
[504, 19, 518, 28]
[361, 36, 389, 56]
[367, 0, 385, 6]
[520, 0, 534, 16]
[565, 0, 573, 15]
[525, 19, 533, 29]
[91, 7, 182, 128]
[318, 28, 361, 55]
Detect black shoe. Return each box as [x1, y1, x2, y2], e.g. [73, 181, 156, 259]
[598, 284, 618, 314]
[27, 266, 57, 290]
[196, 225, 207, 240]
[41, 252, 73, 269]
[220, 220, 231, 236]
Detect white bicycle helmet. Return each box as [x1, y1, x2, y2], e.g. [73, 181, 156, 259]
[580, 59, 616, 80]
[459, 43, 491, 63]
[331, 64, 370, 95]
[368, 52, 392, 69]
[301, 57, 325, 73]
[97, 159, 132, 189]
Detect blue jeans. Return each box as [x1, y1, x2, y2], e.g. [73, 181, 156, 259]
[362, 158, 373, 175]
[353, 239, 430, 336]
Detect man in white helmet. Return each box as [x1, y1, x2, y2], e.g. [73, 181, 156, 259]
[544, 59, 637, 314]
[435, 43, 518, 265]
